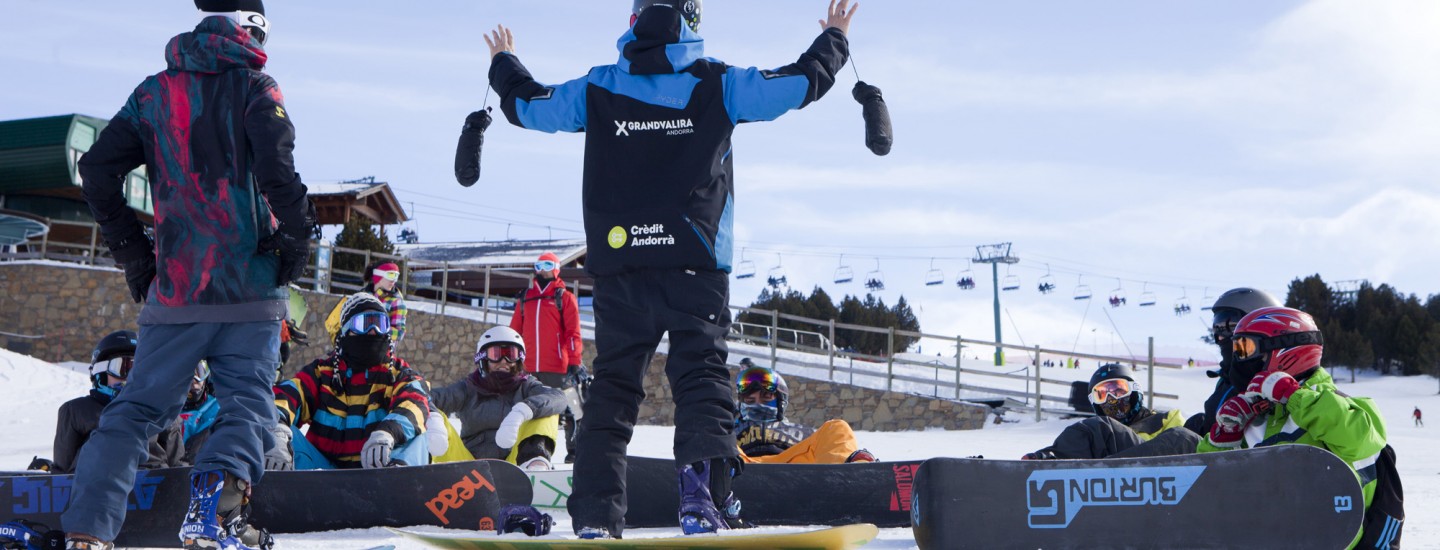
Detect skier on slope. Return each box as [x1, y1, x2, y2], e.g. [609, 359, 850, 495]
[733, 360, 875, 464]
[1199, 306, 1388, 549]
[1023, 363, 1195, 460]
[52, 331, 186, 475]
[1187, 287, 1282, 435]
[508, 252, 587, 464]
[430, 326, 567, 469]
[268, 293, 431, 469]
[482, 0, 858, 537]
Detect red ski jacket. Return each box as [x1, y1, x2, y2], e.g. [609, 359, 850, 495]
[510, 278, 583, 374]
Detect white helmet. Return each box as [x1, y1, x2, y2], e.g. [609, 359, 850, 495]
[475, 326, 524, 357]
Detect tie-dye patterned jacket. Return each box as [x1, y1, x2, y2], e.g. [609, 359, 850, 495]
[78, 16, 309, 324]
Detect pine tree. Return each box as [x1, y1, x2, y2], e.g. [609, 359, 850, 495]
[333, 217, 396, 281]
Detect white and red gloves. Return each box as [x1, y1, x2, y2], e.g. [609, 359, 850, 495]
[1247, 371, 1301, 404]
[1209, 394, 1262, 449]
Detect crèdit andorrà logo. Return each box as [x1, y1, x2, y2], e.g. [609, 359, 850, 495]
[608, 226, 627, 249]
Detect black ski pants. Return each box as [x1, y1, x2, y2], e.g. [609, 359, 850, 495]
[568, 268, 737, 536]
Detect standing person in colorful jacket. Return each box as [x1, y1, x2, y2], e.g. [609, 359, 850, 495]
[484, 0, 857, 538]
[65, 2, 314, 549]
[1200, 306, 1388, 549]
[509, 252, 586, 463]
[325, 262, 408, 343]
[1022, 363, 1193, 460]
[267, 293, 430, 470]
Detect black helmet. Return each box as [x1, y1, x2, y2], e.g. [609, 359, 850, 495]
[90, 330, 138, 389]
[1089, 363, 1142, 424]
[633, 0, 701, 33]
[1210, 287, 1281, 341]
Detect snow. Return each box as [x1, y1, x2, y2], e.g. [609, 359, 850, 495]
[2, 347, 1435, 549]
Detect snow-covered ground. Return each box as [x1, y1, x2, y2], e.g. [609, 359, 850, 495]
[1, 347, 1434, 549]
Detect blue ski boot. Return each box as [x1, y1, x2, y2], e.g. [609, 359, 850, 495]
[179, 471, 271, 550]
[677, 458, 746, 535]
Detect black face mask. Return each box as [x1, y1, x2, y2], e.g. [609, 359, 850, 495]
[1228, 356, 1266, 389]
[339, 334, 391, 367]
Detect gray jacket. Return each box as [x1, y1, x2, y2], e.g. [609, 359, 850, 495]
[430, 373, 565, 460]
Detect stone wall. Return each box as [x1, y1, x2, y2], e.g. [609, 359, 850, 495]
[0, 263, 987, 431]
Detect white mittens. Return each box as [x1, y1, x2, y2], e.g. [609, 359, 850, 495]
[361, 430, 395, 469]
[495, 403, 534, 449]
[427, 411, 450, 457]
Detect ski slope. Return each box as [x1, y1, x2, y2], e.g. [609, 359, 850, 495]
[1, 348, 1434, 549]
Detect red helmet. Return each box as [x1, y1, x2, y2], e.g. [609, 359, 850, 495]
[1232, 306, 1324, 377]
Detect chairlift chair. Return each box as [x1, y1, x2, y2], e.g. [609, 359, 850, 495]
[834, 254, 853, 284]
[1001, 266, 1020, 291]
[1073, 275, 1092, 300]
[1199, 287, 1215, 311]
[1174, 289, 1192, 316]
[924, 258, 944, 286]
[1037, 264, 1056, 294]
[1108, 279, 1127, 308]
[956, 260, 976, 290]
[1138, 283, 1157, 307]
[767, 254, 787, 289]
[865, 258, 885, 291]
[735, 248, 756, 279]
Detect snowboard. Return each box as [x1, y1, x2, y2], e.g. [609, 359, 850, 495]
[537, 457, 921, 528]
[911, 445, 1365, 549]
[389, 523, 879, 549]
[0, 459, 532, 548]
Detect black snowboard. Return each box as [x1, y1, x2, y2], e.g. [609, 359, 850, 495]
[0, 459, 532, 547]
[622, 456, 922, 528]
[912, 446, 1365, 550]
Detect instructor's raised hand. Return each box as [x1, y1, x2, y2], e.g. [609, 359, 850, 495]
[485, 25, 516, 58]
[820, 0, 859, 34]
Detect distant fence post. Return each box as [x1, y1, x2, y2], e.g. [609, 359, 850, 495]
[827, 318, 836, 382]
[1034, 345, 1043, 422]
[87, 225, 98, 265]
[769, 309, 779, 369]
[955, 334, 963, 398]
[1147, 336, 1156, 409]
[483, 265, 492, 325]
[440, 262, 450, 316]
[887, 326, 896, 392]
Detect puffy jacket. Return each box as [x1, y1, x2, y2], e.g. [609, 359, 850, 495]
[53, 391, 185, 473]
[178, 394, 220, 466]
[489, 10, 848, 276]
[79, 16, 309, 324]
[274, 356, 430, 469]
[1199, 367, 1386, 549]
[429, 372, 565, 460]
[508, 278, 582, 374]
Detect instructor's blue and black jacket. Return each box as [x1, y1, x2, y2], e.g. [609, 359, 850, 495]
[488, 11, 849, 276]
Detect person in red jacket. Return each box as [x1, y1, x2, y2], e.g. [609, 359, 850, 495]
[510, 251, 587, 462]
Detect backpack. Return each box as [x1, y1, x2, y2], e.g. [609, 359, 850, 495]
[1357, 444, 1404, 549]
[515, 287, 567, 327]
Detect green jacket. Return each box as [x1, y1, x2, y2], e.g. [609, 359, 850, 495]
[1199, 367, 1386, 549]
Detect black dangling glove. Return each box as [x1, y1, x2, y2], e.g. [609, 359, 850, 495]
[109, 232, 156, 303]
[455, 108, 492, 187]
[260, 197, 318, 287]
[853, 81, 893, 156]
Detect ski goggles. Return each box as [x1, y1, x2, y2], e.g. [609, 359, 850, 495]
[373, 268, 400, 282]
[194, 360, 211, 383]
[1232, 331, 1323, 362]
[341, 311, 391, 336]
[1089, 378, 1133, 404]
[478, 343, 525, 363]
[736, 366, 778, 395]
[534, 260, 558, 272]
[94, 355, 134, 379]
[201, 10, 269, 46]
[1210, 308, 1246, 341]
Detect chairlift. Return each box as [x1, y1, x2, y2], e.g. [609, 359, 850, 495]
[1174, 288, 1192, 316]
[864, 258, 885, 291]
[1138, 283, 1157, 307]
[766, 254, 787, 289]
[1037, 264, 1056, 294]
[1108, 279, 1127, 308]
[735, 248, 756, 279]
[956, 260, 976, 290]
[1199, 287, 1218, 311]
[924, 258, 945, 286]
[834, 254, 853, 284]
[1001, 266, 1020, 291]
[1073, 275, 1092, 300]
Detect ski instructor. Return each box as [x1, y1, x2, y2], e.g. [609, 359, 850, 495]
[65, 1, 314, 549]
[483, 0, 858, 539]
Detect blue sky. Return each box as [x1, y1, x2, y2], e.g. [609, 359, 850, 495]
[4, 1, 1438, 361]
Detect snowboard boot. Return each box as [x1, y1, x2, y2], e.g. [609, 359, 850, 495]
[677, 458, 746, 534]
[179, 470, 269, 550]
[576, 527, 614, 540]
[846, 448, 877, 463]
